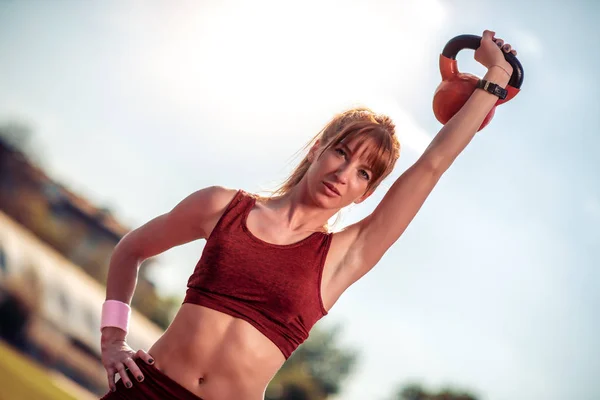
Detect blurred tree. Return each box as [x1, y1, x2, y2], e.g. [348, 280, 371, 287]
[393, 382, 479, 400]
[0, 121, 177, 331]
[0, 121, 31, 149]
[0, 121, 44, 164]
[266, 323, 359, 400]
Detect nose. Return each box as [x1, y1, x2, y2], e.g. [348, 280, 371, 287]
[334, 164, 350, 184]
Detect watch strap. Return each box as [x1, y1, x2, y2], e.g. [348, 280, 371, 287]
[476, 79, 508, 100]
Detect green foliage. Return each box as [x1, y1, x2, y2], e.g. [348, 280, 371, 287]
[266, 323, 359, 400]
[393, 382, 479, 400]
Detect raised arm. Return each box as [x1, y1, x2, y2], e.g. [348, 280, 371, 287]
[348, 31, 516, 276]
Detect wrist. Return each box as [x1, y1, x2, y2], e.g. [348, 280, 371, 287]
[101, 326, 127, 347]
[101, 299, 131, 334]
[483, 66, 511, 88]
[489, 61, 512, 75]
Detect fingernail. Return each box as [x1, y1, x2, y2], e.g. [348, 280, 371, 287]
[126, 382, 132, 388]
[137, 376, 144, 382]
[148, 358, 154, 364]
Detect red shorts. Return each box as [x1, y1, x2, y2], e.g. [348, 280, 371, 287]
[100, 358, 203, 400]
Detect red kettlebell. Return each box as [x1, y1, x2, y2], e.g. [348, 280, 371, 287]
[433, 34, 524, 131]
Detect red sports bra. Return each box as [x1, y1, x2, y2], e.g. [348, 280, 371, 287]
[184, 190, 332, 359]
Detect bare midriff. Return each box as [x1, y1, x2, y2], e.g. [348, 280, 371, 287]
[148, 303, 286, 400]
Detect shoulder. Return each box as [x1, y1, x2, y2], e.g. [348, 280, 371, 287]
[193, 186, 244, 237]
[203, 185, 240, 206]
[183, 185, 239, 206]
[169, 186, 239, 235]
[181, 186, 241, 217]
[120, 186, 242, 258]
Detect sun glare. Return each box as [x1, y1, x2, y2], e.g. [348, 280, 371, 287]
[122, 0, 445, 152]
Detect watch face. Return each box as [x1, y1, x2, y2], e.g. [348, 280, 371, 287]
[493, 85, 507, 99]
[478, 80, 507, 99]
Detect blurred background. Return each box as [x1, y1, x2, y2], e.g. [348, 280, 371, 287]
[0, 0, 598, 399]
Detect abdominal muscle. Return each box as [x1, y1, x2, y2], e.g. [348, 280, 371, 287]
[148, 303, 287, 400]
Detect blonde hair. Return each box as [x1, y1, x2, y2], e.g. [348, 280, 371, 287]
[273, 107, 400, 197]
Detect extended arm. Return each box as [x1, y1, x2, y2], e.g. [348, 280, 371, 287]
[346, 31, 515, 277]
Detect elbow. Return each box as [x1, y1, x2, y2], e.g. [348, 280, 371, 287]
[417, 155, 448, 178]
[111, 233, 145, 267]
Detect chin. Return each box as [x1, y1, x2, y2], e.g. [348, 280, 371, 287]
[316, 189, 351, 210]
[315, 194, 338, 209]
[305, 177, 346, 209]
[304, 185, 330, 209]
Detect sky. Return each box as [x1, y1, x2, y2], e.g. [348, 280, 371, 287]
[1, 1, 599, 399]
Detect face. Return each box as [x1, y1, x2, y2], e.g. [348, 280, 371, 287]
[304, 136, 376, 209]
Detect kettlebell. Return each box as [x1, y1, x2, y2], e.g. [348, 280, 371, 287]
[432, 34, 524, 131]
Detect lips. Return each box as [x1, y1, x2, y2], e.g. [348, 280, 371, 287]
[322, 181, 341, 196]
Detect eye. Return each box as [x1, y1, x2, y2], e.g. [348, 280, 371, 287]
[334, 148, 347, 158]
[359, 169, 370, 180]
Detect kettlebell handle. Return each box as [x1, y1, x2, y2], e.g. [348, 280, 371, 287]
[442, 34, 524, 89]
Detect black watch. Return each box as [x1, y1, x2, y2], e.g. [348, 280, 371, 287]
[476, 79, 507, 100]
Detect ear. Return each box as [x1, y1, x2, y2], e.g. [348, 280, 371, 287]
[308, 139, 322, 163]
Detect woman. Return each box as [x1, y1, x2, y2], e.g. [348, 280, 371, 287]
[100, 30, 518, 400]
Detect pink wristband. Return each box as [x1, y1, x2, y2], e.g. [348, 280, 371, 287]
[101, 300, 131, 333]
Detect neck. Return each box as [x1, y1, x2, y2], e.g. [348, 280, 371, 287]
[268, 185, 338, 233]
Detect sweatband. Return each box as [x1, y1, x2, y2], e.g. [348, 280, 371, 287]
[101, 299, 131, 334]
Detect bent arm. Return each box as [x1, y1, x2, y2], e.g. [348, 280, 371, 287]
[103, 186, 237, 335]
[352, 66, 511, 272]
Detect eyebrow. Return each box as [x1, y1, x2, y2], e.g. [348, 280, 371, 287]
[341, 143, 354, 156]
[341, 142, 373, 171]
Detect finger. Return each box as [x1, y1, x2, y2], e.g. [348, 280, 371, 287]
[511, 49, 518, 56]
[482, 30, 495, 40]
[124, 356, 145, 383]
[495, 39, 504, 47]
[106, 368, 117, 393]
[502, 44, 512, 53]
[136, 349, 155, 365]
[117, 362, 134, 389]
